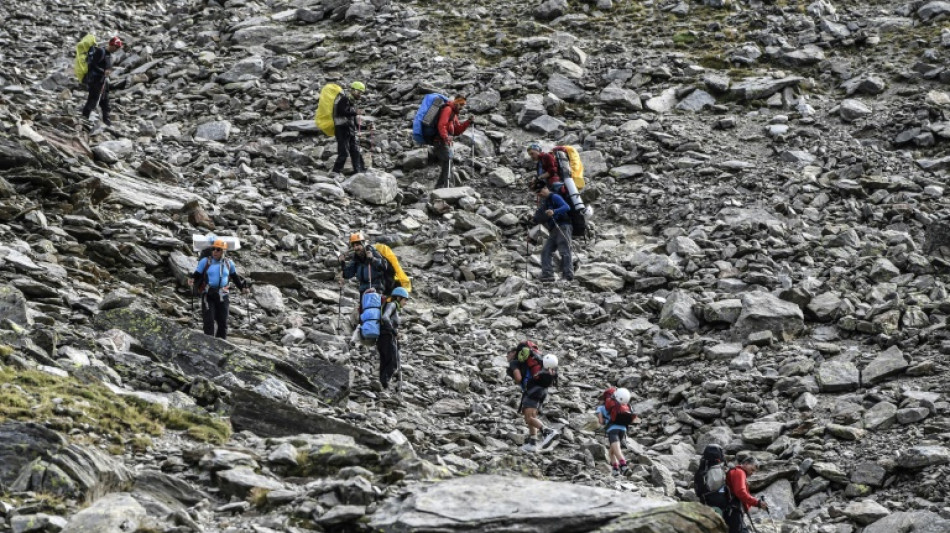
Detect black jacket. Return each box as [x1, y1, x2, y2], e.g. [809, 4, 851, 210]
[333, 93, 358, 131]
[86, 47, 112, 85]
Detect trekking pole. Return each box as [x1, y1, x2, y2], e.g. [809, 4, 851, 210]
[525, 235, 530, 279]
[743, 506, 761, 533]
[469, 121, 476, 179]
[552, 222, 581, 272]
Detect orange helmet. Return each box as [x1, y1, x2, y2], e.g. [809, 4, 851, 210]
[212, 239, 228, 251]
[349, 232, 365, 244]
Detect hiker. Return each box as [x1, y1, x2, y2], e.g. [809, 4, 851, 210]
[596, 387, 638, 477]
[695, 444, 730, 515]
[81, 36, 122, 128]
[188, 240, 249, 339]
[432, 95, 471, 189]
[331, 81, 366, 177]
[339, 233, 388, 296]
[723, 456, 769, 533]
[506, 342, 559, 451]
[377, 287, 409, 389]
[532, 181, 574, 282]
[527, 142, 561, 190]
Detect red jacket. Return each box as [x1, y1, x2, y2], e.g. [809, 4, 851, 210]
[436, 103, 471, 144]
[537, 152, 560, 184]
[726, 467, 759, 511]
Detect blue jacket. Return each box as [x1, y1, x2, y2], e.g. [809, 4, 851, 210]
[342, 247, 388, 294]
[596, 405, 629, 434]
[533, 193, 571, 230]
[194, 257, 244, 292]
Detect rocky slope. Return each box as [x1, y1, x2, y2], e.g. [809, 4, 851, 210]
[1, 0, 950, 531]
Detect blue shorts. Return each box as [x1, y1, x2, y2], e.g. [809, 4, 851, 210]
[607, 429, 627, 444]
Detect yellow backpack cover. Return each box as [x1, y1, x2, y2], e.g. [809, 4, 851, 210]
[315, 83, 343, 137]
[562, 145, 585, 190]
[75, 34, 97, 83]
[373, 243, 411, 293]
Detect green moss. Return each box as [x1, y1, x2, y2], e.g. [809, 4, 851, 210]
[0, 365, 231, 448]
[672, 31, 697, 45]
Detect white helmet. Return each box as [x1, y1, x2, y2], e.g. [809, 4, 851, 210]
[614, 388, 631, 405]
[542, 354, 558, 369]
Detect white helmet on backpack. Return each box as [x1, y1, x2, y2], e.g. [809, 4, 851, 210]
[542, 354, 558, 369]
[614, 388, 631, 405]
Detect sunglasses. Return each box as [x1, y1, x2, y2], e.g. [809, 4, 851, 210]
[212, 247, 223, 252]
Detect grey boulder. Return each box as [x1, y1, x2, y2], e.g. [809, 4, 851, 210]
[370, 474, 721, 532]
[343, 170, 398, 205]
[732, 292, 804, 340]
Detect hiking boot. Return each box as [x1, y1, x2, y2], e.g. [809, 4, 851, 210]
[611, 467, 620, 477]
[540, 427, 559, 448]
[539, 274, 556, 283]
[522, 437, 538, 452]
[620, 464, 630, 475]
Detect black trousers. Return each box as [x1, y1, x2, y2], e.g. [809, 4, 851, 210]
[723, 506, 748, 533]
[377, 332, 399, 388]
[202, 291, 230, 339]
[81, 77, 110, 124]
[432, 142, 452, 188]
[333, 126, 363, 173]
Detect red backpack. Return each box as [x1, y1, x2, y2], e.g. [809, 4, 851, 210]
[602, 387, 636, 426]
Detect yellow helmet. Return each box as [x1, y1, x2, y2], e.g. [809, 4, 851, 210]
[349, 232, 365, 244]
[212, 239, 228, 251]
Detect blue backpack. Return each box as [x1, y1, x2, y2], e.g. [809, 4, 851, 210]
[359, 291, 383, 341]
[412, 93, 449, 144]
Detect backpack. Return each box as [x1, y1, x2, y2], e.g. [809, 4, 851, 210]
[552, 148, 589, 239]
[193, 257, 233, 296]
[694, 444, 728, 501]
[315, 83, 343, 137]
[553, 146, 585, 189]
[359, 290, 383, 342]
[412, 93, 449, 144]
[75, 34, 98, 83]
[372, 243, 411, 294]
[603, 388, 635, 426]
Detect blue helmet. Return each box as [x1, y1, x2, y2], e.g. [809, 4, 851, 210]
[391, 287, 410, 299]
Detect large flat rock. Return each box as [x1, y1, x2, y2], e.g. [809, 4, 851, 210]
[61, 493, 145, 533]
[94, 308, 349, 402]
[370, 474, 724, 532]
[229, 388, 388, 450]
[733, 292, 804, 341]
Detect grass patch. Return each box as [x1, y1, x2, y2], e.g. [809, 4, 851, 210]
[0, 365, 231, 448]
[672, 31, 698, 45]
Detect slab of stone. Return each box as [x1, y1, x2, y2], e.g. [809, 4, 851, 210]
[733, 292, 804, 340]
[862, 346, 909, 385]
[864, 511, 950, 533]
[742, 421, 783, 445]
[843, 500, 889, 526]
[61, 493, 145, 533]
[897, 446, 950, 469]
[370, 474, 719, 532]
[216, 467, 285, 498]
[817, 360, 860, 392]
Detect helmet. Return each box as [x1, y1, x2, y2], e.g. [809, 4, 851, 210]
[542, 354, 558, 369]
[391, 287, 410, 299]
[211, 239, 228, 251]
[351, 81, 366, 92]
[349, 232, 366, 244]
[108, 36, 123, 48]
[527, 142, 543, 153]
[614, 388, 631, 405]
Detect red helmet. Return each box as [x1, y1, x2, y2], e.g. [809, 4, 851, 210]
[108, 36, 123, 48]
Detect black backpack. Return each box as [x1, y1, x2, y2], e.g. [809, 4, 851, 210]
[420, 101, 448, 144]
[694, 444, 729, 507]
